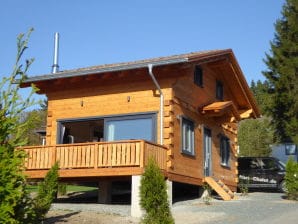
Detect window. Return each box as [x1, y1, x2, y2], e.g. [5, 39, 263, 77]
[181, 117, 195, 156]
[216, 80, 224, 100]
[262, 158, 279, 170]
[57, 113, 156, 144]
[58, 119, 104, 144]
[285, 144, 297, 155]
[105, 114, 156, 142]
[220, 136, 230, 166]
[194, 65, 203, 87]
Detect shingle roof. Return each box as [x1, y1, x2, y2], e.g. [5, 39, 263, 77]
[22, 49, 231, 84]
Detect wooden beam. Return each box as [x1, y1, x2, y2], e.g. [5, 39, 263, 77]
[167, 172, 203, 186]
[240, 109, 253, 119]
[25, 167, 144, 179]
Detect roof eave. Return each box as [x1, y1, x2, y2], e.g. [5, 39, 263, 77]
[20, 57, 189, 85]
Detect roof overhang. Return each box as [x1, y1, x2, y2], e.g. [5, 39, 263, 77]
[201, 101, 241, 121]
[20, 57, 188, 86]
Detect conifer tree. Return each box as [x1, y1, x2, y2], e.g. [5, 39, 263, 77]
[250, 80, 273, 115]
[238, 118, 273, 156]
[0, 28, 38, 223]
[34, 162, 59, 221]
[262, 0, 298, 143]
[140, 158, 174, 224]
[285, 157, 298, 200]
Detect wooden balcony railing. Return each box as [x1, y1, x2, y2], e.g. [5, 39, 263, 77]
[20, 140, 168, 176]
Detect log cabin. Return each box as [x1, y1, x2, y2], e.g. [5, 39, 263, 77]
[20, 49, 260, 217]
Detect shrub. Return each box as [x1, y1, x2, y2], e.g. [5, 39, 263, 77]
[140, 158, 174, 224]
[238, 179, 249, 196]
[202, 183, 212, 205]
[34, 162, 59, 220]
[285, 157, 298, 200]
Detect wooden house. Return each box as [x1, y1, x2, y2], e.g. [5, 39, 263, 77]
[20, 49, 259, 217]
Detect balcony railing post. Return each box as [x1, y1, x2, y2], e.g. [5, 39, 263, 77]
[53, 145, 57, 167]
[140, 140, 145, 168]
[94, 143, 98, 169]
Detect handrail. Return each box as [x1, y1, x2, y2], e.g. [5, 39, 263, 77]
[19, 140, 167, 171]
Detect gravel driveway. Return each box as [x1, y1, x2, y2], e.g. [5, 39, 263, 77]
[47, 192, 297, 224]
[172, 192, 297, 224]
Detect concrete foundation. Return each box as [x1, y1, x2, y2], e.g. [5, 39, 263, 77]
[166, 179, 173, 206]
[131, 175, 143, 218]
[130, 176, 173, 218]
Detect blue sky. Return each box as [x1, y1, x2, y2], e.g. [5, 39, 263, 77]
[1, 0, 284, 91]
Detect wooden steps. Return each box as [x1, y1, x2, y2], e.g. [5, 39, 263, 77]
[204, 177, 235, 201]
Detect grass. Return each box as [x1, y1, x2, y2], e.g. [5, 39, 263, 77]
[27, 184, 97, 193]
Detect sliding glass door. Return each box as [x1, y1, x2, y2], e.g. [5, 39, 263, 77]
[57, 113, 157, 144]
[105, 114, 156, 142]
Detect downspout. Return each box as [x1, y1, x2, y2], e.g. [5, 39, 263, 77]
[148, 64, 164, 145]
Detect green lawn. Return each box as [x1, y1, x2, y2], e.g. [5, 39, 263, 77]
[27, 184, 97, 193]
[66, 184, 97, 192]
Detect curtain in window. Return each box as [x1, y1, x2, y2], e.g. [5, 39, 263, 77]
[60, 124, 65, 144]
[107, 123, 115, 141]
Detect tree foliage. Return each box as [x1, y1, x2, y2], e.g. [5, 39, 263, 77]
[262, 0, 298, 143]
[238, 118, 273, 156]
[22, 109, 47, 145]
[0, 29, 57, 224]
[140, 158, 174, 224]
[250, 80, 273, 115]
[34, 162, 59, 221]
[0, 28, 38, 224]
[285, 157, 298, 200]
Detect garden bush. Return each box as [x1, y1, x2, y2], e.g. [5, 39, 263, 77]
[34, 162, 59, 220]
[285, 157, 298, 200]
[140, 158, 174, 224]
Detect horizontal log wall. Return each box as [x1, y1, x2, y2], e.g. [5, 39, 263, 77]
[168, 64, 238, 188]
[46, 77, 173, 146]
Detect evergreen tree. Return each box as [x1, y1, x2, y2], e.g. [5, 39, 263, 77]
[22, 109, 47, 145]
[285, 157, 298, 200]
[238, 118, 273, 156]
[262, 0, 298, 143]
[140, 158, 174, 224]
[250, 80, 273, 115]
[0, 29, 38, 223]
[34, 162, 59, 221]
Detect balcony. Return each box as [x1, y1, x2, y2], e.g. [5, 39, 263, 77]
[20, 140, 169, 179]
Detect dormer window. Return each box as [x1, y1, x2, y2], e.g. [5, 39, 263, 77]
[194, 65, 203, 87]
[216, 80, 223, 100]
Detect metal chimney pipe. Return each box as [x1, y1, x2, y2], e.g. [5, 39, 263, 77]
[51, 32, 59, 73]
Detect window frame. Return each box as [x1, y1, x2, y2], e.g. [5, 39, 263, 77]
[220, 135, 230, 167]
[56, 112, 157, 144]
[180, 116, 195, 156]
[104, 113, 157, 142]
[194, 65, 203, 87]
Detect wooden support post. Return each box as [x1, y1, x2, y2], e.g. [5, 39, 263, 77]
[98, 180, 112, 204]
